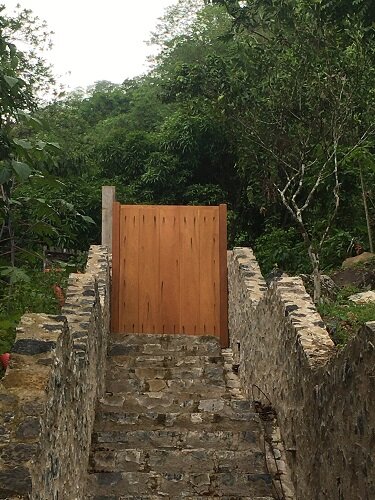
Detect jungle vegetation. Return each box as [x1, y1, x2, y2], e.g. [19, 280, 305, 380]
[1, 0, 375, 350]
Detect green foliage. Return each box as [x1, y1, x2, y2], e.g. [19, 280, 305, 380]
[318, 286, 375, 346]
[14, 0, 375, 283]
[0, 0, 374, 352]
[0, 268, 67, 354]
[254, 226, 310, 276]
[320, 229, 361, 271]
[0, 4, 95, 364]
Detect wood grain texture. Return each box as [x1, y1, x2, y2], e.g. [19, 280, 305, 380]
[111, 201, 121, 333]
[179, 207, 201, 335]
[138, 206, 160, 333]
[112, 204, 227, 340]
[199, 206, 220, 335]
[119, 205, 139, 333]
[160, 207, 180, 334]
[219, 204, 229, 347]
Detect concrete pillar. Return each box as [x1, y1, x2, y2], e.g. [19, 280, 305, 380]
[101, 186, 116, 251]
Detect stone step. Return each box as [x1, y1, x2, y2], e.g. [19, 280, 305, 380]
[106, 365, 225, 383]
[90, 448, 267, 474]
[93, 409, 259, 432]
[108, 334, 221, 357]
[105, 378, 227, 396]
[86, 471, 274, 497]
[92, 429, 263, 451]
[87, 334, 276, 499]
[87, 496, 273, 500]
[109, 334, 221, 347]
[107, 354, 223, 369]
[99, 394, 248, 414]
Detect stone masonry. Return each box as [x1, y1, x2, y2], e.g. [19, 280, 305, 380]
[86, 333, 279, 499]
[228, 247, 375, 500]
[0, 245, 110, 499]
[2, 242, 373, 498]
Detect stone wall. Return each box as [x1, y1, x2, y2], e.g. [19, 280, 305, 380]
[228, 247, 375, 500]
[0, 245, 110, 499]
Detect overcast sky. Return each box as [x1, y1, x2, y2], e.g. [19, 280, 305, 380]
[6, 0, 178, 90]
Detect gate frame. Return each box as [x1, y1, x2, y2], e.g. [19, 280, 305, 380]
[102, 188, 228, 347]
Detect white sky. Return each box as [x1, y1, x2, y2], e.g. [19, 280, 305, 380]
[5, 0, 179, 90]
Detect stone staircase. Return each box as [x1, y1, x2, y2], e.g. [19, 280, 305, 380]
[86, 334, 276, 499]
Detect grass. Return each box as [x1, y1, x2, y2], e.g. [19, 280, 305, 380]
[318, 285, 375, 346]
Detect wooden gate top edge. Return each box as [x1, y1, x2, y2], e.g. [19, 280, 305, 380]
[117, 204, 224, 209]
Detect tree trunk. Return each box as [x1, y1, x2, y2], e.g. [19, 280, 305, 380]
[308, 246, 321, 304]
[8, 216, 15, 267]
[360, 164, 374, 253]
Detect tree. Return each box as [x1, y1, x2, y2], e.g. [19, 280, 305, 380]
[21, 0, 375, 284]
[0, 5, 93, 273]
[174, 0, 375, 300]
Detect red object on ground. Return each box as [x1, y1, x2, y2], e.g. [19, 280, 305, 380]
[0, 353, 10, 370]
[53, 284, 65, 307]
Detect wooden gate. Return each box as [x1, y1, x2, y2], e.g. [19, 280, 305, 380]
[111, 204, 228, 346]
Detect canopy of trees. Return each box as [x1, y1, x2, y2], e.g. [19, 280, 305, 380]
[1, 0, 375, 303]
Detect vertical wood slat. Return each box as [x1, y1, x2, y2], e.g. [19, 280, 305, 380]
[219, 204, 229, 347]
[179, 207, 200, 335]
[111, 201, 121, 333]
[199, 206, 220, 335]
[138, 206, 160, 333]
[160, 207, 180, 334]
[112, 203, 227, 339]
[119, 205, 140, 333]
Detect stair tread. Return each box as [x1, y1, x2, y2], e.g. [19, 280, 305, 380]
[88, 495, 273, 500]
[93, 410, 259, 432]
[108, 334, 221, 345]
[108, 335, 221, 357]
[106, 366, 224, 378]
[106, 354, 223, 367]
[89, 447, 266, 474]
[92, 429, 264, 452]
[98, 396, 247, 416]
[86, 471, 274, 497]
[87, 334, 275, 498]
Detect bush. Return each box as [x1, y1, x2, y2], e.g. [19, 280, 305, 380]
[254, 226, 310, 276]
[0, 268, 68, 354]
[318, 286, 375, 346]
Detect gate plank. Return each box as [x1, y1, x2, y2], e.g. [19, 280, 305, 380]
[160, 207, 180, 334]
[179, 207, 200, 335]
[113, 203, 227, 340]
[119, 205, 140, 333]
[219, 204, 229, 347]
[199, 206, 220, 336]
[138, 206, 160, 334]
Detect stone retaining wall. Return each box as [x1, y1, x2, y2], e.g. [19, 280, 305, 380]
[228, 247, 375, 500]
[0, 245, 110, 499]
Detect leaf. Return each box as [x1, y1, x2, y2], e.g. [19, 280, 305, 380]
[58, 200, 75, 212]
[81, 215, 95, 224]
[47, 142, 61, 150]
[8, 199, 22, 206]
[0, 166, 12, 185]
[11, 160, 32, 181]
[0, 267, 30, 284]
[4, 75, 19, 88]
[17, 111, 43, 129]
[35, 140, 46, 150]
[30, 221, 56, 237]
[13, 138, 32, 150]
